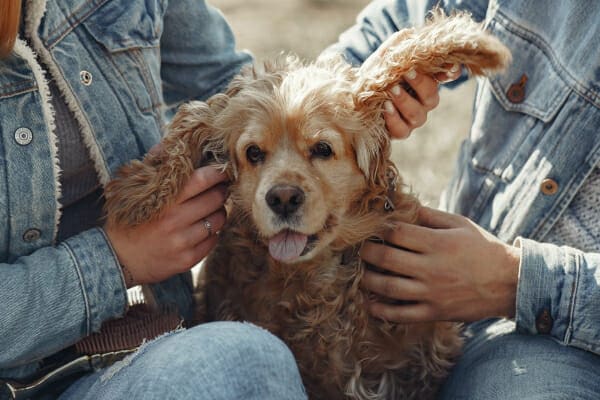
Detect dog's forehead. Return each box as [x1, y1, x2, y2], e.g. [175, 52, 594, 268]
[236, 116, 347, 150]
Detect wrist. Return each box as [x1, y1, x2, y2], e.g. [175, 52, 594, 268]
[501, 243, 521, 318]
[120, 262, 137, 288]
[104, 224, 141, 288]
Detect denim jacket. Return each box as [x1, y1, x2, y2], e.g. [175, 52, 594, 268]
[328, 0, 600, 355]
[0, 0, 251, 382]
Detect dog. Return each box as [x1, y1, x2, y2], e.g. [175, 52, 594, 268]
[104, 12, 510, 400]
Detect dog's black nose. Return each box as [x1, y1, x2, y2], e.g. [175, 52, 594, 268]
[266, 185, 305, 217]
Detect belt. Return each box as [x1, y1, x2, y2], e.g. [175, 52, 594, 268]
[0, 350, 135, 400]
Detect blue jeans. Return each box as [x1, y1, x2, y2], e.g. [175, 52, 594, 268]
[439, 319, 600, 399]
[58, 321, 307, 400]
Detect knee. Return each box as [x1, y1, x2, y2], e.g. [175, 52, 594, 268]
[438, 320, 600, 400]
[138, 322, 306, 399]
[191, 321, 299, 375]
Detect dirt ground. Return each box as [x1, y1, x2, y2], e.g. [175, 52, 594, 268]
[212, 0, 476, 206]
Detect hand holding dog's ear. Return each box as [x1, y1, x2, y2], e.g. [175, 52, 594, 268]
[381, 66, 462, 139]
[104, 166, 228, 287]
[353, 11, 510, 136]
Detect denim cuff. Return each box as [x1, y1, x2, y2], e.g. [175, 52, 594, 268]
[513, 237, 577, 342]
[61, 227, 127, 335]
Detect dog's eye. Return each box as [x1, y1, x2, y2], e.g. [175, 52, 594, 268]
[246, 145, 265, 164]
[311, 141, 333, 159]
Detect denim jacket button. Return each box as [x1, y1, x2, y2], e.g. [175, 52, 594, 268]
[23, 228, 42, 242]
[14, 127, 33, 146]
[540, 178, 559, 195]
[80, 70, 93, 86]
[536, 309, 553, 334]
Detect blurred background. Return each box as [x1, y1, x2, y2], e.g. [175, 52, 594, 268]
[212, 0, 476, 206]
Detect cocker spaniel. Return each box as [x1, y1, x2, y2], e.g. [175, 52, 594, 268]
[105, 12, 510, 400]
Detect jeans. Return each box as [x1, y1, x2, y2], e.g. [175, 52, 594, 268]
[439, 319, 600, 399]
[58, 321, 307, 400]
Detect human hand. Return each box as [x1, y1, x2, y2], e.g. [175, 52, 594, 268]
[360, 206, 520, 323]
[383, 65, 462, 138]
[104, 166, 228, 287]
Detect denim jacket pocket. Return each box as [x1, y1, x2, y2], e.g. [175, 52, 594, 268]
[468, 15, 571, 182]
[0, 59, 36, 100]
[81, 0, 167, 114]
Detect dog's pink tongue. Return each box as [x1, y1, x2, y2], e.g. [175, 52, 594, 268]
[268, 231, 308, 262]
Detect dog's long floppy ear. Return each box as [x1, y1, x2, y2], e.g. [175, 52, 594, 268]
[351, 11, 511, 209]
[104, 91, 235, 227]
[354, 11, 511, 119]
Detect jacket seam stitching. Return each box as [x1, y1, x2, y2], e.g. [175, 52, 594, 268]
[0, 86, 38, 100]
[45, 1, 109, 49]
[565, 252, 580, 344]
[61, 242, 92, 336]
[129, 48, 163, 115]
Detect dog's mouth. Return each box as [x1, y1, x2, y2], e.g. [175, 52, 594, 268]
[267, 229, 319, 262]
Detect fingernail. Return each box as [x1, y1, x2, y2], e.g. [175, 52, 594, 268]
[384, 100, 395, 114]
[390, 84, 401, 96]
[449, 63, 460, 73]
[405, 69, 417, 80]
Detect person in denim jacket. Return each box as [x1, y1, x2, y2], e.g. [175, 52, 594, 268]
[0, 1, 306, 399]
[328, 0, 600, 398]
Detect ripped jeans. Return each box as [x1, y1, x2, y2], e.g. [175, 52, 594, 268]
[58, 321, 307, 400]
[439, 319, 600, 399]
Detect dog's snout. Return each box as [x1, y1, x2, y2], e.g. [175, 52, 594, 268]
[266, 185, 305, 217]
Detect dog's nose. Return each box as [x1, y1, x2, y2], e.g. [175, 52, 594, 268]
[266, 185, 305, 217]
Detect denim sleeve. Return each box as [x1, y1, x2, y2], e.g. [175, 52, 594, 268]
[0, 228, 127, 368]
[159, 0, 253, 113]
[515, 238, 600, 355]
[323, 0, 490, 66]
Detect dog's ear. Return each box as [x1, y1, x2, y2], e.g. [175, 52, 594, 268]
[349, 11, 510, 212]
[103, 98, 227, 227]
[352, 10, 511, 122]
[104, 63, 260, 227]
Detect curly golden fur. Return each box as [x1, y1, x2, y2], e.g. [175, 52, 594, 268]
[105, 12, 510, 400]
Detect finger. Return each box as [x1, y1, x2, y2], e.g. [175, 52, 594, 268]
[178, 184, 228, 225]
[187, 209, 227, 245]
[403, 70, 440, 110]
[383, 101, 411, 139]
[176, 234, 220, 273]
[416, 206, 464, 229]
[369, 302, 436, 323]
[147, 142, 163, 157]
[360, 240, 424, 278]
[192, 234, 220, 263]
[388, 84, 427, 129]
[381, 222, 433, 253]
[176, 166, 229, 204]
[434, 63, 462, 83]
[362, 270, 428, 301]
